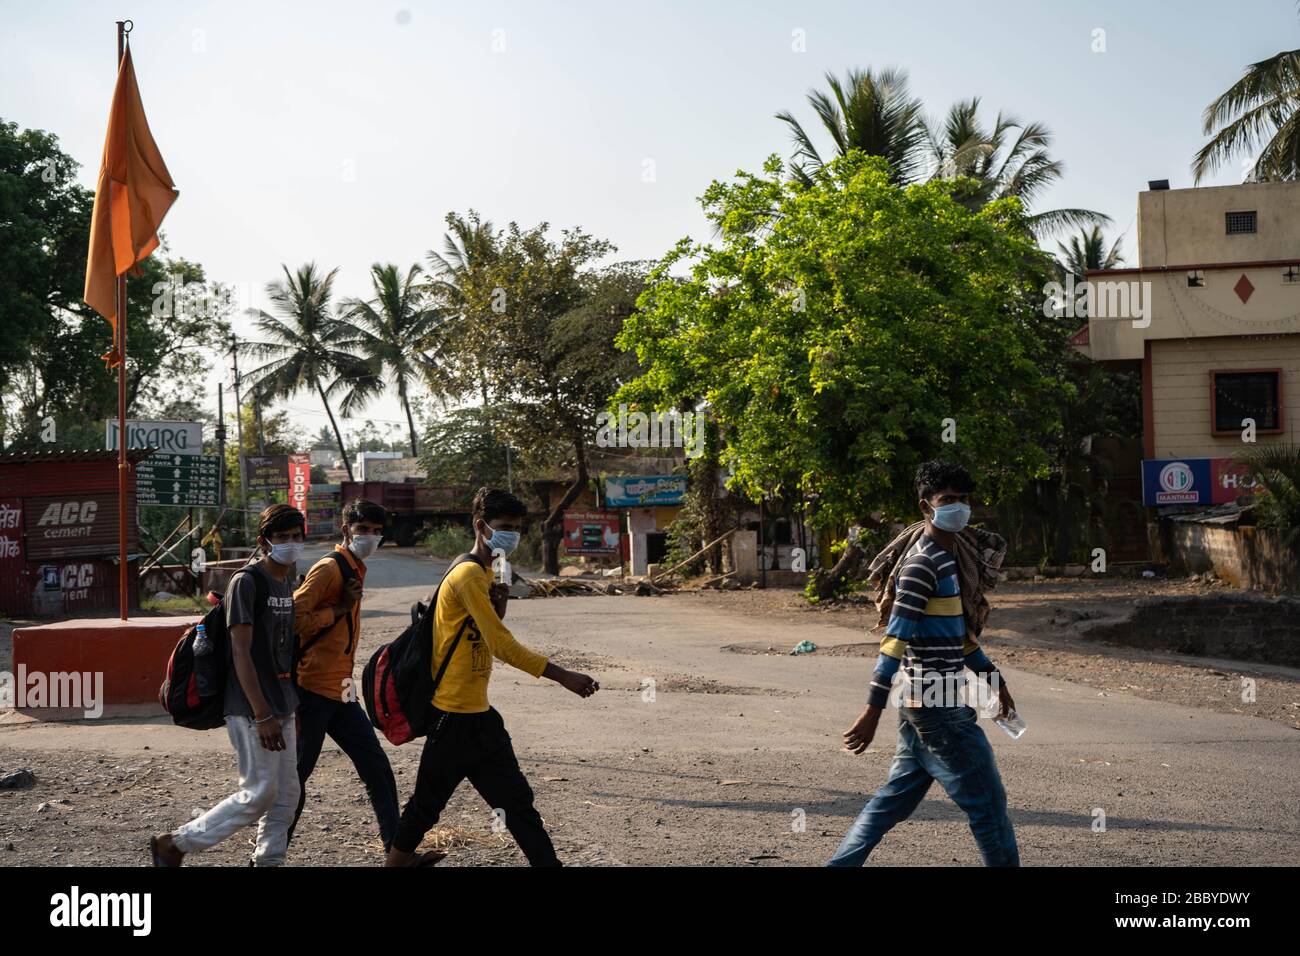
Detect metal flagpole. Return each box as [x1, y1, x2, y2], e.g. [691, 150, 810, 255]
[116, 19, 131, 620]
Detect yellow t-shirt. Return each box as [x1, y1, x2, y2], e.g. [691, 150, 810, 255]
[431, 560, 548, 713]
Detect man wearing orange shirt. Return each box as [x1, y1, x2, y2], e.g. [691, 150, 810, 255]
[288, 498, 400, 856]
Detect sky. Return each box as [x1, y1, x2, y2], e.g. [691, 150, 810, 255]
[3, 0, 1297, 441]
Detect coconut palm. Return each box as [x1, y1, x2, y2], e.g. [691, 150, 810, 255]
[1193, 13, 1300, 184]
[425, 211, 502, 405]
[925, 98, 1110, 235]
[1236, 444, 1300, 549]
[778, 74, 1108, 234]
[1056, 225, 1125, 284]
[241, 262, 363, 481]
[776, 67, 928, 186]
[338, 263, 449, 458]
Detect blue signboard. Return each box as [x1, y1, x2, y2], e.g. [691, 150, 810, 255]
[1141, 458, 1213, 506]
[603, 475, 687, 507]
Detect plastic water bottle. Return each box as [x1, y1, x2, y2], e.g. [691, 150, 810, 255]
[978, 682, 1027, 739]
[192, 624, 216, 698]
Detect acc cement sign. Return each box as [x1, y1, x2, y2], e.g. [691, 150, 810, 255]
[105, 420, 203, 456]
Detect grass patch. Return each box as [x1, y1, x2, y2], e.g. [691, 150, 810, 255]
[141, 593, 208, 614]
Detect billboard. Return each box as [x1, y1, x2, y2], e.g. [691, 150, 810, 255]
[135, 454, 221, 506]
[244, 454, 288, 492]
[288, 453, 311, 532]
[603, 475, 687, 507]
[105, 419, 203, 456]
[562, 510, 621, 555]
[1141, 458, 1265, 507]
[22, 493, 136, 559]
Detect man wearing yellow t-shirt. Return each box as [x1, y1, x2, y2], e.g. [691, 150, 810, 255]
[386, 487, 599, 866]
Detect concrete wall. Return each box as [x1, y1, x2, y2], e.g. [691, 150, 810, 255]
[1078, 593, 1300, 666]
[1138, 181, 1300, 267]
[1157, 521, 1299, 592]
[1149, 334, 1298, 459]
[1083, 181, 1300, 363]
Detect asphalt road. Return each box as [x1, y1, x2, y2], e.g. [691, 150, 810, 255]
[2, 544, 1297, 866]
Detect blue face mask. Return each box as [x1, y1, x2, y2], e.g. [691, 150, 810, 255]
[485, 525, 520, 556]
[930, 502, 971, 533]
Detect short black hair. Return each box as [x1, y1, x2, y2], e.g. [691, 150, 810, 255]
[343, 498, 386, 527]
[258, 503, 305, 540]
[472, 487, 527, 526]
[915, 460, 975, 501]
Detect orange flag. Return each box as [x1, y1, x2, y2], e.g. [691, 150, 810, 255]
[84, 45, 179, 366]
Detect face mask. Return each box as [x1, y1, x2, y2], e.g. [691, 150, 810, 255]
[348, 534, 381, 560]
[268, 541, 304, 566]
[929, 502, 971, 533]
[485, 525, 520, 556]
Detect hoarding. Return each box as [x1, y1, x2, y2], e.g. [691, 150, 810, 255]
[1141, 458, 1265, 507]
[105, 419, 203, 456]
[603, 475, 687, 507]
[22, 493, 136, 559]
[288, 453, 311, 532]
[135, 454, 221, 506]
[244, 454, 288, 492]
[562, 510, 621, 555]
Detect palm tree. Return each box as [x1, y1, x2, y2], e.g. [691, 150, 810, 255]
[926, 98, 1110, 235]
[777, 72, 1109, 234]
[425, 211, 501, 406]
[1236, 444, 1300, 549]
[776, 67, 928, 186]
[242, 262, 363, 481]
[1056, 225, 1125, 284]
[339, 263, 449, 458]
[1193, 8, 1300, 183]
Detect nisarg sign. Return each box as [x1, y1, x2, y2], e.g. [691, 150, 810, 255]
[105, 419, 202, 456]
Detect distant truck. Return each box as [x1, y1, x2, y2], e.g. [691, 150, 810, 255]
[338, 481, 474, 547]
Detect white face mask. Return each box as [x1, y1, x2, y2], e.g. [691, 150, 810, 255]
[348, 534, 381, 560]
[267, 541, 304, 566]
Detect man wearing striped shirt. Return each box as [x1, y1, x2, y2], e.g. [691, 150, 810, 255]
[828, 460, 1020, 867]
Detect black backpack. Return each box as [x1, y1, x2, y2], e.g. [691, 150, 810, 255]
[362, 553, 485, 745]
[159, 567, 265, 730]
[292, 550, 358, 685]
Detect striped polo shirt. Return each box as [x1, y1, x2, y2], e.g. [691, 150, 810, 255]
[867, 534, 998, 709]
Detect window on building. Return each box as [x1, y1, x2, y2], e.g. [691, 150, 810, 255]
[1225, 210, 1257, 235]
[1283, 264, 1300, 285]
[1187, 269, 1205, 288]
[1211, 369, 1283, 434]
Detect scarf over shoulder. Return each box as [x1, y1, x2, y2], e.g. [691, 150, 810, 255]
[865, 521, 1007, 638]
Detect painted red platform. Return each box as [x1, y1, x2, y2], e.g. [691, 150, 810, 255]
[10, 616, 200, 715]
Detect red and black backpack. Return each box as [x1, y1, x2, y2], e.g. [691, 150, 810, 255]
[362, 553, 484, 745]
[158, 568, 265, 730]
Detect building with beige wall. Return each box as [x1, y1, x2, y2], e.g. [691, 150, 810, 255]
[1075, 180, 1299, 506]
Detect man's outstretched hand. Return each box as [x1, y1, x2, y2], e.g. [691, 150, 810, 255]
[843, 707, 881, 755]
[545, 663, 599, 699]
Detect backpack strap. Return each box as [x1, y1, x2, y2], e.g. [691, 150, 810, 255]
[428, 552, 488, 697]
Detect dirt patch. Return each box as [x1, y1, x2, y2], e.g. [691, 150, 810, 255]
[654, 674, 793, 697]
[722, 642, 874, 658]
[692, 580, 1300, 732]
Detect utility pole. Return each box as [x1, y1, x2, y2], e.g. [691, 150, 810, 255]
[229, 334, 248, 541]
[253, 383, 265, 454]
[216, 384, 227, 508]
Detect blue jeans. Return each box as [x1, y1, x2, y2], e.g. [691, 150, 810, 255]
[827, 705, 1019, 866]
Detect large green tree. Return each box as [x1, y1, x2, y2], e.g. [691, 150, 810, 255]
[616, 153, 1075, 539]
[0, 119, 230, 451]
[428, 215, 647, 573]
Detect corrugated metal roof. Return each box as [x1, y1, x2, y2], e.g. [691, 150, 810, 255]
[0, 448, 157, 465]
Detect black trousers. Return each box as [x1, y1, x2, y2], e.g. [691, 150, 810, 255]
[288, 688, 401, 851]
[392, 706, 560, 866]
